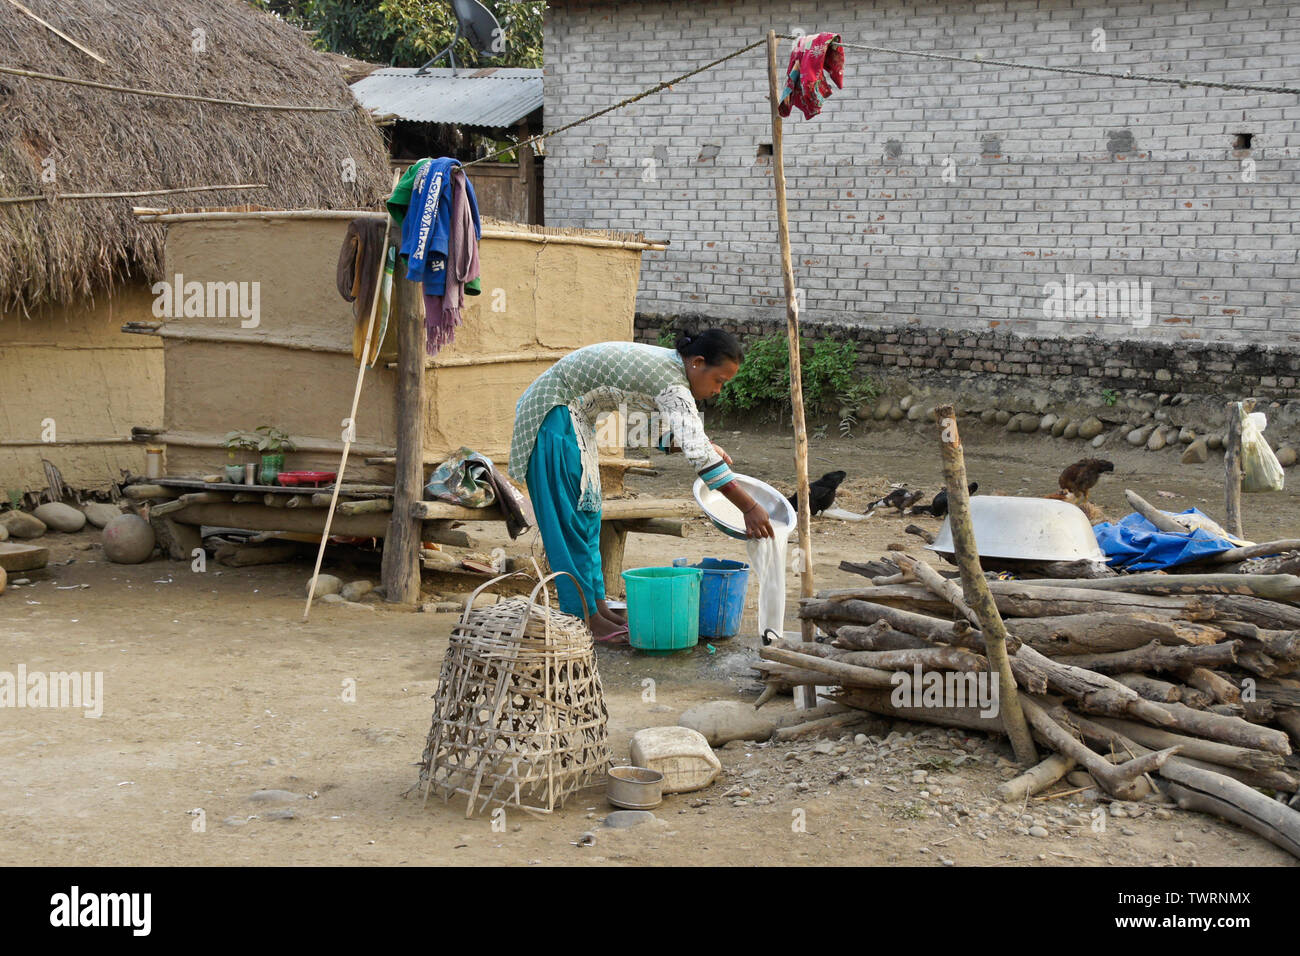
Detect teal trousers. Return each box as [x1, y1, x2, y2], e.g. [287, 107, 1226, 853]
[525, 405, 604, 618]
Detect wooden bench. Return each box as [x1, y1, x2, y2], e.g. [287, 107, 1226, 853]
[124, 479, 696, 597]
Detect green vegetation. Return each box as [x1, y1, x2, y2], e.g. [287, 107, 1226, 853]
[1102, 388, 1119, 407]
[249, 0, 545, 69]
[718, 334, 877, 429]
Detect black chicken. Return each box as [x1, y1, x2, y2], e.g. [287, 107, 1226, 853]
[787, 470, 848, 516]
[910, 482, 979, 517]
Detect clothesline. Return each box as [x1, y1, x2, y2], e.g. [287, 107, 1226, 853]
[470, 32, 1299, 169]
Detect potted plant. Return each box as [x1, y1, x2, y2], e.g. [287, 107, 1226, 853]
[254, 425, 296, 486]
[221, 430, 259, 483]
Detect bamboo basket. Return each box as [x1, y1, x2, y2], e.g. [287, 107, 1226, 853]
[416, 570, 611, 816]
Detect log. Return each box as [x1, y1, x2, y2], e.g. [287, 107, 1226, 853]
[1255, 678, 1300, 708]
[1198, 594, 1300, 630]
[1015, 571, 1300, 602]
[771, 703, 852, 727]
[1114, 673, 1182, 703]
[1145, 701, 1292, 755]
[771, 638, 986, 673]
[752, 661, 833, 687]
[903, 524, 935, 544]
[151, 491, 230, 516]
[1224, 399, 1254, 541]
[1160, 760, 1300, 860]
[337, 498, 393, 516]
[1052, 640, 1239, 675]
[1181, 666, 1241, 704]
[758, 646, 898, 688]
[157, 502, 390, 538]
[1125, 489, 1190, 534]
[995, 753, 1076, 803]
[214, 541, 302, 567]
[818, 583, 1206, 619]
[833, 688, 1006, 735]
[833, 622, 933, 651]
[1020, 697, 1178, 800]
[1208, 540, 1300, 565]
[121, 483, 172, 499]
[895, 553, 979, 629]
[801, 599, 987, 650]
[929, 405, 1036, 764]
[1085, 715, 1285, 771]
[1277, 710, 1300, 749]
[263, 494, 287, 508]
[1012, 645, 1177, 727]
[1217, 621, 1300, 661]
[283, 495, 310, 509]
[382, 265, 425, 605]
[771, 712, 869, 741]
[1005, 613, 1224, 655]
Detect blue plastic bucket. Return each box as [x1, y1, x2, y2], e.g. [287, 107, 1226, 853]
[672, 557, 750, 639]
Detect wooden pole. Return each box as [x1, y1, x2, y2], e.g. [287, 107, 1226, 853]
[381, 243, 428, 605]
[766, 30, 817, 710]
[303, 172, 400, 621]
[1224, 398, 1256, 539]
[933, 404, 1039, 764]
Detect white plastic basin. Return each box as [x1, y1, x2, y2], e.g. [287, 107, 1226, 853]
[692, 474, 797, 541]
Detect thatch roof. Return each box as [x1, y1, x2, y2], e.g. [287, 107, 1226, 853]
[0, 0, 391, 314]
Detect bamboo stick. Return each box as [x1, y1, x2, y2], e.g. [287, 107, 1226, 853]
[766, 29, 816, 710]
[1224, 399, 1255, 539]
[932, 404, 1037, 764]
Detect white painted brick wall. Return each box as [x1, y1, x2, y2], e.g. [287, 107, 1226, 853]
[543, 0, 1300, 346]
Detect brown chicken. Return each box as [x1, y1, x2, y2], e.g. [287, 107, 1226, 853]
[1058, 458, 1114, 502]
[1045, 489, 1106, 524]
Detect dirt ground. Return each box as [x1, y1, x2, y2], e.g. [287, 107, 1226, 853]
[2, 419, 1297, 867]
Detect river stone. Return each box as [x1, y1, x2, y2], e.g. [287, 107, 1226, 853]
[0, 510, 47, 539]
[1164, 426, 1181, 445]
[1063, 421, 1080, 439]
[1178, 427, 1196, 444]
[1278, 446, 1298, 468]
[1091, 434, 1108, 448]
[319, 593, 346, 604]
[1040, 413, 1058, 432]
[1207, 434, 1224, 451]
[906, 403, 926, 421]
[873, 397, 892, 421]
[33, 502, 85, 533]
[307, 573, 342, 597]
[604, 810, 656, 829]
[899, 394, 915, 411]
[82, 502, 124, 528]
[341, 580, 373, 602]
[994, 410, 1012, 425]
[1004, 414, 1021, 433]
[887, 404, 905, 421]
[1128, 424, 1155, 447]
[1052, 417, 1069, 437]
[1181, 439, 1208, 464]
[1146, 428, 1167, 451]
[1018, 414, 1039, 434]
[1066, 770, 1096, 789]
[1078, 416, 1104, 439]
[102, 514, 155, 563]
[980, 409, 998, 425]
[678, 701, 777, 746]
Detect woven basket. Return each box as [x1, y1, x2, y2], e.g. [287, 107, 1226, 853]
[416, 571, 611, 816]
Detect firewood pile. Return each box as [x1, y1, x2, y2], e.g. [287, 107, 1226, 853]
[755, 402, 1300, 859]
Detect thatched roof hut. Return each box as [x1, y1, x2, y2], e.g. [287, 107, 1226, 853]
[0, 0, 391, 314]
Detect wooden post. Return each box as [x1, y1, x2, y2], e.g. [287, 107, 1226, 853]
[933, 404, 1038, 764]
[1224, 398, 1256, 539]
[381, 261, 427, 605]
[766, 30, 817, 709]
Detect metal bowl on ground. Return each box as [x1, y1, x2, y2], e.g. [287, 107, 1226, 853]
[606, 765, 664, 809]
[928, 496, 1105, 563]
[692, 474, 797, 541]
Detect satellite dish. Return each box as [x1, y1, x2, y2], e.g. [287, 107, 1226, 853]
[416, 0, 503, 75]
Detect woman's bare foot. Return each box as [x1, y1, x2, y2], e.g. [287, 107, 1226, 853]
[587, 614, 628, 641]
[597, 600, 627, 624]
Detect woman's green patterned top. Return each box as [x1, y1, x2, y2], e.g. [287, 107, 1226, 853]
[509, 342, 734, 512]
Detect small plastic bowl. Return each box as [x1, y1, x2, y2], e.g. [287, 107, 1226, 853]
[606, 765, 664, 809]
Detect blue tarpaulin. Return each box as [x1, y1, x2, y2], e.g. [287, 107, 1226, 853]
[1093, 509, 1236, 572]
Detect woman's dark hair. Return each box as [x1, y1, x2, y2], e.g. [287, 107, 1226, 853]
[675, 328, 743, 366]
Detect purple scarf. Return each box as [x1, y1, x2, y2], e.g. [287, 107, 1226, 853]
[424, 167, 480, 355]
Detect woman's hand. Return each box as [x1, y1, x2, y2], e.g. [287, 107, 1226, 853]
[743, 501, 774, 539]
[711, 443, 733, 466]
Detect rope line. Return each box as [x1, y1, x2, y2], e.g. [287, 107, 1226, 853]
[0, 64, 353, 111]
[461, 38, 769, 168]
[812, 37, 1300, 97]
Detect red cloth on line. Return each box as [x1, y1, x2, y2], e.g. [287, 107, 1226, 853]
[778, 32, 844, 120]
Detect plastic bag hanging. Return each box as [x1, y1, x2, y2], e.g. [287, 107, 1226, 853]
[1241, 410, 1285, 493]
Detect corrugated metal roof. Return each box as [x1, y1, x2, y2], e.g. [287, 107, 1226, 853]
[350, 67, 542, 129]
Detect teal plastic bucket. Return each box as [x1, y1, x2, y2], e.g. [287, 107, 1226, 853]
[622, 566, 702, 653]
